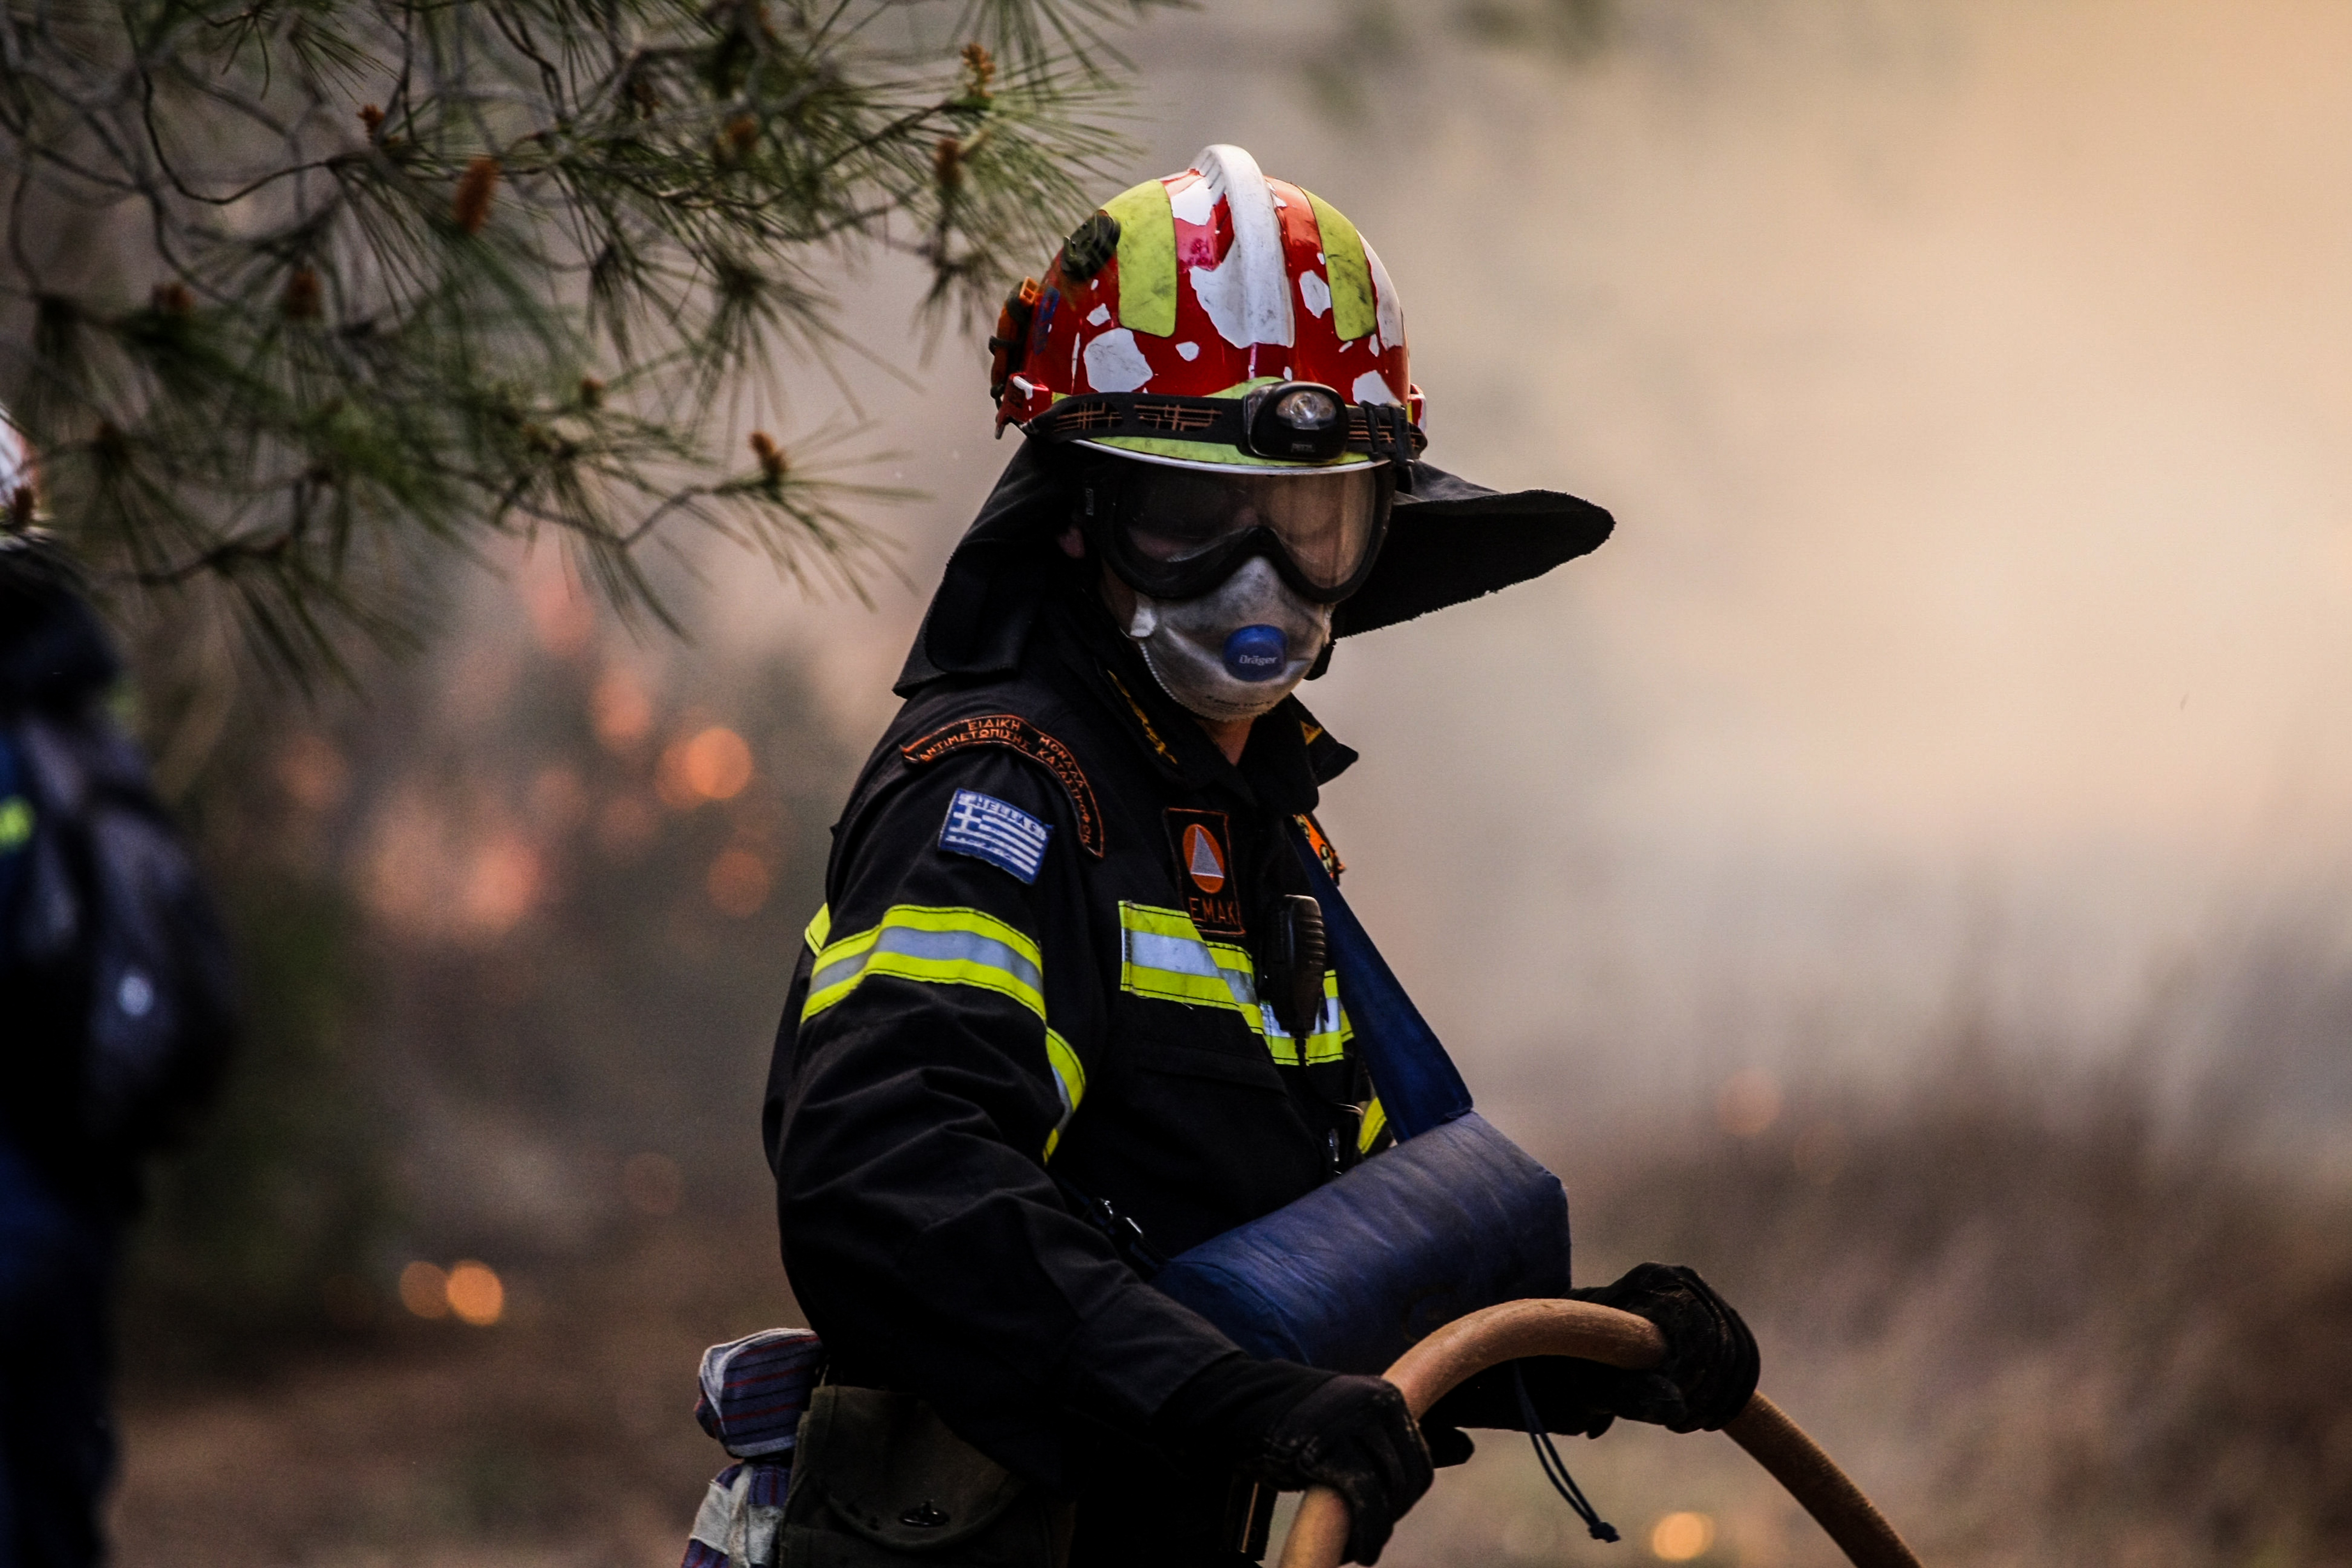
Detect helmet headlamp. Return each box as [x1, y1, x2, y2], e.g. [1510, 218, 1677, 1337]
[1241, 381, 1349, 462]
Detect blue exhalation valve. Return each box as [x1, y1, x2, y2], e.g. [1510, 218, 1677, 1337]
[1222, 624, 1288, 682]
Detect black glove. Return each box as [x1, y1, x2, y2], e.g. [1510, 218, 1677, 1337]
[1574, 1262, 1759, 1432]
[1156, 1355, 1434, 1565]
[1422, 1264, 1759, 1445]
[1253, 1375, 1436, 1564]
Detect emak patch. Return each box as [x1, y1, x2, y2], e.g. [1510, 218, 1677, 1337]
[1163, 807, 1245, 937]
[939, 789, 1052, 885]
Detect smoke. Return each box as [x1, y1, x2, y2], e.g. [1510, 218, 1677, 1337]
[693, 0, 2352, 1143]
[108, 4, 2352, 1554]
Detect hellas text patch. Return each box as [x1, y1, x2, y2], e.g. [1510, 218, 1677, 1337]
[939, 789, 1053, 884]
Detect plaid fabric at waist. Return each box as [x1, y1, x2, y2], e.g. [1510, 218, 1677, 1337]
[682, 1327, 824, 1568]
[695, 1327, 825, 1460]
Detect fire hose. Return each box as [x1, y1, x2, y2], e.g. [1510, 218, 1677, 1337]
[1276, 1299, 1925, 1568]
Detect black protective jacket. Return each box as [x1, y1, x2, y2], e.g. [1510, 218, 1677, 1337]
[764, 445, 1611, 1562]
[766, 582, 1373, 1560]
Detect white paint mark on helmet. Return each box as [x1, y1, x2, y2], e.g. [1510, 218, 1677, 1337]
[1086, 303, 1111, 326]
[1083, 328, 1154, 392]
[1298, 271, 1331, 319]
[1169, 172, 1215, 226]
[1186, 145, 1294, 350]
[1176, 341, 1200, 361]
[1363, 236, 1404, 350]
[1352, 369, 1399, 406]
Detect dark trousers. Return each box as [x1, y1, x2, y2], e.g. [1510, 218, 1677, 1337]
[1066, 1470, 1276, 1567]
[0, 1136, 115, 1568]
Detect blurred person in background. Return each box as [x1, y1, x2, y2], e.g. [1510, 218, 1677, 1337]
[764, 147, 1757, 1568]
[0, 423, 236, 1567]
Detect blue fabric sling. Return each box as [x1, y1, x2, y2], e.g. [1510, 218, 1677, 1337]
[1147, 826, 1573, 1377]
[1292, 829, 1472, 1142]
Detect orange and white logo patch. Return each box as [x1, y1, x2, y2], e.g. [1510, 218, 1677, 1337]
[1183, 823, 1227, 893]
[1164, 806, 1245, 936]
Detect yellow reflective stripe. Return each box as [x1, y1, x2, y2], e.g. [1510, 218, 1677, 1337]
[1208, 941, 1259, 1013]
[1118, 902, 1260, 1022]
[803, 903, 831, 955]
[802, 905, 1044, 1022]
[1259, 971, 1348, 1067]
[1298, 972, 1350, 1066]
[1358, 1096, 1387, 1154]
[1045, 1030, 1086, 1112]
[1118, 902, 1210, 944]
[1104, 177, 1177, 337]
[1042, 1027, 1086, 1161]
[803, 922, 884, 1017]
[1121, 903, 1351, 1070]
[0, 794, 31, 851]
[1304, 188, 1376, 343]
[802, 907, 1077, 1163]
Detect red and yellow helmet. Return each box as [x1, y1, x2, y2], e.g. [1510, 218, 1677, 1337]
[990, 145, 1425, 472]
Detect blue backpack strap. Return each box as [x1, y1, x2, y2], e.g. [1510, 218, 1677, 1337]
[1289, 822, 1471, 1141]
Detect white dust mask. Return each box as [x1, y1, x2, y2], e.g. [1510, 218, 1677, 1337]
[1124, 555, 1332, 723]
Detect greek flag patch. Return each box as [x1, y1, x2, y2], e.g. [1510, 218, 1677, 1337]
[939, 790, 1052, 885]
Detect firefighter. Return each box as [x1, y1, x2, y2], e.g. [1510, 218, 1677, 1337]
[0, 425, 236, 1568]
[763, 145, 1756, 1568]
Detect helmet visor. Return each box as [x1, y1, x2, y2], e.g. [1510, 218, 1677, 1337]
[1103, 461, 1391, 602]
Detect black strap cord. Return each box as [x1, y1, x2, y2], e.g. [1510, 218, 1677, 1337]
[1359, 403, 1420, 493]
[1510, 1362, 1621, 1544]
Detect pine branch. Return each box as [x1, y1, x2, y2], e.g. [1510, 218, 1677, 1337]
[0, 0, 1164, 676]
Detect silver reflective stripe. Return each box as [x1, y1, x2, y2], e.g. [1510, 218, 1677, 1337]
[877, 923, 1043, 993]
[1124, 928, 1220, 979]
[810, 924, 1042, 1000]
[1125, 928, 1257, 1008]
[1259, 998, 1339, 1040]
[809, 953, 864, 995]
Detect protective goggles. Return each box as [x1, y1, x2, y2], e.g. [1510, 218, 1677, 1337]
[1079, 456, 1394, 604]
